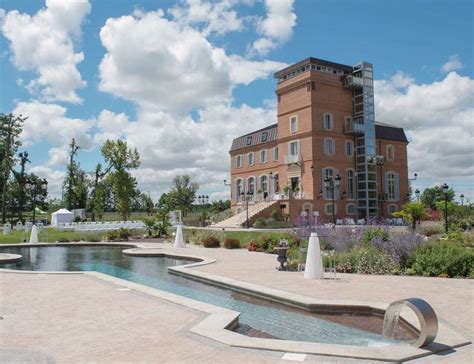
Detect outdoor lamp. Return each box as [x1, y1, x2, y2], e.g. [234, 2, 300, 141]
[205, 195, 209, 203]
[460, 194, 465, 205]
[415, 188, 420, 200]
[41, 179, 48, 191]
[335, 174, 341, 188]
[324, 177, 330, 188]
[442, 183, 449, 194]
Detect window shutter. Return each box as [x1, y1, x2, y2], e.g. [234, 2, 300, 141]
[384, 172, 389, 197]
[324, 139, 328, 154]
[335, 168, 340, 199]
[322, 168, 327, 199]
[394, 173, 400, 200]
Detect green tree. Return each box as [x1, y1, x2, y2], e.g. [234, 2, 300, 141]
[393, 202, 429, 230]
[64, 138, 81, 210]
[1, 113, 26, 223]
[101, 139, 140, 220]
[156, 192, 176, 213]
[420, 186, 455, 210]
[168, 175, 199, 217]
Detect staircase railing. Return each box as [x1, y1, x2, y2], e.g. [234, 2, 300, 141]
[209, 209, 235, 224]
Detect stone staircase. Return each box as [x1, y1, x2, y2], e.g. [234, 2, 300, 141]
[212, 200, 278, 228]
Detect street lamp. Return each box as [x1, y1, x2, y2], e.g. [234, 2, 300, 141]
[375, 155, 386, 218]
[324, 174, 341, 225]
[197, 195, 209, 227]
[223, 179, 231, 186]
[415, 189, 421, 202]
[460, 193, 465, 206]
[240, 191, 253, 229]
[442, 183, 449, 233]
[25, 177, 48, 225]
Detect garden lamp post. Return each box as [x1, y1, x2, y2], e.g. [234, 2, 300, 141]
[197, 194, 209, 227]
[442, 183, 449, 233]
[25, 177, 48, 225]
[415, 188, 421, 202]
[460, 193, 465, 206]
[324, 174, 341, 225]
[240, 191, 253, 229]
[223, 179, 231, 186]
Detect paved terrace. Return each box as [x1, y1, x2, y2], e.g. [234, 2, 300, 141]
[1, 240, 472, 363]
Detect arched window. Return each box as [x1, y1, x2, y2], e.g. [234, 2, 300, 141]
[273, 173, 279, 193]
[323, 113, 333, 130]
[325, 203, 336, 215]
[387, 145, 395, 161]
[235, 179, 244, 202]
[385, 172, 399, 200]
[344, 116, 352, 132]
[322, 167, 339, 199]
[247, 177, 255, 195]
[388, 204, 398, 215]
[324, 138, 335, 155]
[345, 140, 353, 156]
[345, 169, 355, 199]
[346, 203, 356, 215]
[260, 175, 268, 193]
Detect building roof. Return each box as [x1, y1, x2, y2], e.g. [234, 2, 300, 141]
[230, 124, 278, 151]
[274, 57, 353, 79]
[375, 122, 409, 143]
[230, 122, 408, 152]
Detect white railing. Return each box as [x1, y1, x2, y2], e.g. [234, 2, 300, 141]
[284, 154, 300, 164]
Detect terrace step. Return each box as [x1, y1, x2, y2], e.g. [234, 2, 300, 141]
[212, 200, 278, 228]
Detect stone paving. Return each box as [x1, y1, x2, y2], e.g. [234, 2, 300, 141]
[0, 240, 472, 363]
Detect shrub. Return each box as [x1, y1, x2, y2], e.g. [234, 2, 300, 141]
[271, 208, 284, 221]
[223, 238, 240, 249]
[202, 236, 220, 248]
[247, 241, 258, 252]
[419, 224, 444, 237]
[105, 228, 130, 241]
[253, 218, 267, 228]
[85, 234, 102, 242]
[408, 241, 474, 277]
[57, 238, 70, 243]
[362, 227, 389, 246]
[372, 232, 424, 268]
[353, 246, 400, 275]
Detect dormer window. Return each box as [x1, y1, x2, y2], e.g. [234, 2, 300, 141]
[261, 132, 268, 142]
[246, 136, 252, 146]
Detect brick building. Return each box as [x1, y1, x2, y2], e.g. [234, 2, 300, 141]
[227, 57, 409, 224]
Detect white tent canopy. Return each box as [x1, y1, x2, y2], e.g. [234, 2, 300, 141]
[51, 208, 74, 225]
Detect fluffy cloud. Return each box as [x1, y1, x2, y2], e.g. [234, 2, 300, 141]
[251, 0, 296, 55]
[441, 54, 463, 73]
[94, 109, 130, 143]
[1, 0, 91, 103]
[13, 101, 94, 149]
[375, 71, 474, 182]
[169, 0, 244, 36]
[29, 165, 66, 197]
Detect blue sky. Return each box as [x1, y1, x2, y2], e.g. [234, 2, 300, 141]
[0, 0, 472, 201]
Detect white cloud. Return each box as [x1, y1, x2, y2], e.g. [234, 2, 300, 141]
[1, 0, 91, 103]
[374, 71, 474, 182]
[99, 10, 232, 113]
[251, 0, 296, 55]
[169, 0, 244, 36]
[46, 146, 69, 168]
[441, 54, 463, 73]
[94, 109, 130, 143]
[13, 101, 94, 149]
[228, 55, 286, 84]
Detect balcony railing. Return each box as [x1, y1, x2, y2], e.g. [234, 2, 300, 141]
[284, 154, 300, 164]
[344, 120, 365, 134]
[342, 75, 364, 89]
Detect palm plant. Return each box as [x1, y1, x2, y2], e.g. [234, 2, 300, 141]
[142, 217, 157, 237]
[393, 202, 428, 230]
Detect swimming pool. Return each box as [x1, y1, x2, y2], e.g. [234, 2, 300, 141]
[0, 245, 404, 347]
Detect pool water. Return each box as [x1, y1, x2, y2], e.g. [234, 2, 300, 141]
[0, 246, 398, 346]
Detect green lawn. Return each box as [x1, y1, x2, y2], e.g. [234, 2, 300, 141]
[0, 228, 107, 244]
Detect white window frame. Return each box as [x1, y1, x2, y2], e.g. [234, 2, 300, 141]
[388, 204, 398, 215]
[385, 171, 399, 201]
[346, 203, 356, 215]
[272, 146, 278, 161]
[260, 149, 267, 164]
[323, 113, 333, 130]
[345, 140, 353, 157]
[248, 152, 255, 166]
[325, 203, 336, 215]
[290, 115, 298, 134]
[345, 169, 355, 200]
[247, 176, 256, 195]
[259, 175, 268, 193]
[236, 155, 243, 168]
[289, 140, 300, 156]
[235, 178, 244, 202]
[387, 144, 395, 161]
[324, 138, 335, 155]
